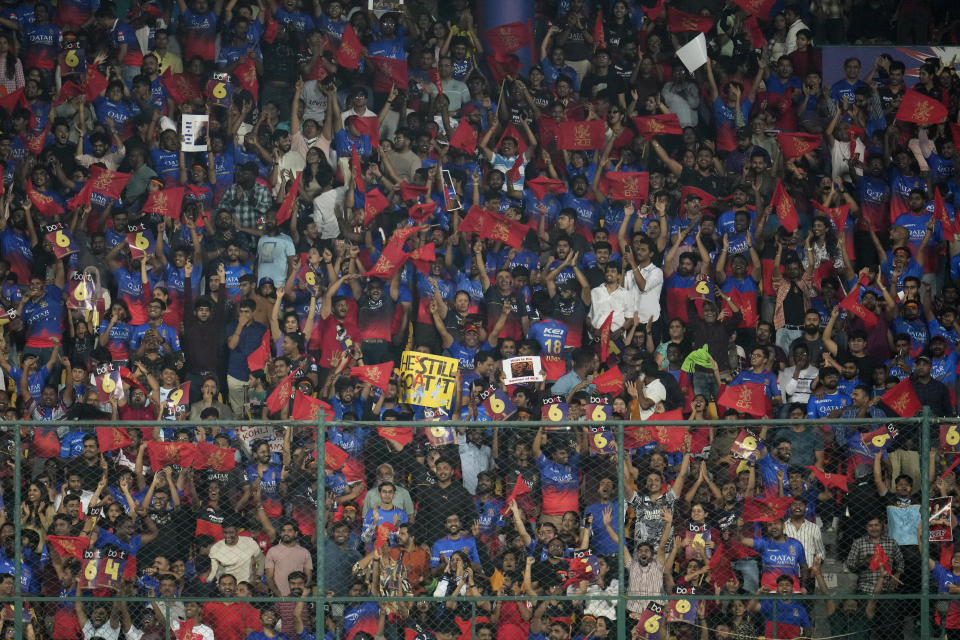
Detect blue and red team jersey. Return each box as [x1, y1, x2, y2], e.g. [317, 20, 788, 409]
[528, 318, 568, 356]
[888, 168, 924, 222]
[222, 263, 253, 299]
[537, 452, 579, 516]
[752, 537, 806, 576]
[98, 319, 132, 362]
[343, 601, 379, 640]
[474, 497, 505, 536]
[110, 20, 143, 67]
[932, 564, 960, 628]
[892, 316, 929, 358]
[150, 148, 180, 186]
[326, 426, 369, 458]
[93, 97, 135, 135]
[431, 535, 482, 566]
[858, 175, 891, 232]
[0, 228, 33, 284]
[56, 0, 97, 28]
[95, 528, 142, 579]
[22, 285, 64, 348]
[22, 23, 60, 70]
[664, 273, 697, 322]
[129, 323, 180, 354]
[729, 369, 780, 399]
[182, 9, 218, 61]
[713, 97, 752, 152]
[112, 268, 150, 326]
[721, 276, 759, 328]
[414, 272, 453, 324]
[161, 261, 201, 325]
[760, 599, 810, 639]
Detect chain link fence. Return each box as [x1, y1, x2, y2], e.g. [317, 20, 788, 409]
[0, 414, 955, 640]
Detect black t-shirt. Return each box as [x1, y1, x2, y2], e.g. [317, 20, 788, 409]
[580, 70, 626, 102]
[680, 166, 727, 197]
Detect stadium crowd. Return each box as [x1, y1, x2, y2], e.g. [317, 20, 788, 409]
[2, 0, 960, 638]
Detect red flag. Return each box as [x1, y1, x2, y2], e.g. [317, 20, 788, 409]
[96, 427, 132, 452]
[160, 73, 202, 103]
[27, 180, 66, 217]
[807, 465, 848, 492]
[592, 366, 624, 395]
[25, 125, 49, 156]
[32, 429, 60, 458]
[952, 123, 960, 146]
[233, 58, 259, 96]
[599, 311, 613, 362]
[810, 200, 849, 232]
[643, 409, 687, 451]
[407, 242, 437, 274]
[377, 426, 413, 447]
[459, 205, 486, 234]
[408, 202, 437, 223]
[449, 122, 479, 153]
[604, 171, 650, 202]
[838, 288, 878, 328]
[486, 53, 522, 85]
[646, 0, 666, 20]
[428, 67, 442, 96]
[363, 188, 391, 226]
[680, 185, 717, 209]
[771, 180, 798, 232]
[275, 173, 302, 225]
[557, 120, 606, 150]
[398, 181, 429, 202]
[350, 361, 394, 391]
[263, 15, 278, 43]
[869, 543, 892, 574]
[485, 21, 532, 57]
[623, 424, 656, 449]
[709, 541, 737, 590]
[324, 442, 350, 470]
[593, 13, 605, 50]
[935, 187, 957, 242]
[335, 24, 363, 69]
[718, 383, 772, 418]
[541, 355, 568, 382]
[500, 475, 532, 516]
[632, 114, 682, 139]
[732, 0, 776, 19]
[0, 87, 27, 113]
[291, 391, 334, 421]
[55, 81, 83, 106]
[46, 536, 90, 560]
[743, 16, 766, 49]
[776, 132, 821, 159]
[350, 146, 364, 193]
[81, 68, 108, 102]
[89, 165, 131, 199]
[896, 89, 948, 125]
[352, 115, 381, 148]
[666, 7, 714, 32]
[247, 330, 271, 372]
[497, 123, 529, 156]
[195, 518, 224, 541]
[527, 176, 566, 201]
[506, 155, 524, 185]
[742, 496, 793, 522]
[193, 442, 237, 471]
[479, 211, 528, 249]
[146, 442, 197, 470]
[266, 372, 296, 414]
[369, 56, 409, 89]
[880, 377, 922, 417]
[67, 181, 93, 210]
[364, 242, 408, 277]
[142, 187, 185, 218]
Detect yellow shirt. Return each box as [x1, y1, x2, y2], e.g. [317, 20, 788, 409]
[151, 50, 183, 75]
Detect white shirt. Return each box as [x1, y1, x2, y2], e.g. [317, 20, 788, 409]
[457, 434, 493, 495]
[784, 518, 826, 566]
[170, 619, 215, 640]
[778, 365, 819, 403]
[208, 535, 264, 583]
[82, 620, 120, 640]
[590, 284, 634, 331]
[624, 262, 663, 323]
[300, 79, 330, 123]
[311, 186, 347, 239]
[638, 379, 667, 420]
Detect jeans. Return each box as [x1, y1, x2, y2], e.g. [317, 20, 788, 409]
[692, 371, 719, 401]
[775, 328, 803, 357]
[733, 557, 759, 594]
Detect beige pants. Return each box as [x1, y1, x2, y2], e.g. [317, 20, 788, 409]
[889, 449, 920, 490]
[226, 375, 249, 417]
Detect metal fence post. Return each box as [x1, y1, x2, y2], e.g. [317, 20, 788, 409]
[317, 413, 327, 637]
[616, 422, 626, 640]
[920, 407, 931, 640]
[13, 425, 22, 640]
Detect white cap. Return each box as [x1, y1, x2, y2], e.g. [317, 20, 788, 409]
[158, 116, 177, 133]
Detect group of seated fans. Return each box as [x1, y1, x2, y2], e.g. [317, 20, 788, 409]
[2, 0, 960, 637]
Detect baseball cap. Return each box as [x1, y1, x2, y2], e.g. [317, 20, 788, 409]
[258, 277, 274, 287]
[464, 323, 480, 334]
[684, 192, 703, 203]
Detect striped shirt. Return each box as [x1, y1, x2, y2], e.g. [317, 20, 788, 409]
[627, 558, 664, 614]
[784, 518, 826, 566]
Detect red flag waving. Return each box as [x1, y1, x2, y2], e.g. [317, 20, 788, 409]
[275, 173, 302, 225]
[810, 200, 849, 232]
[869, 543, 893, 574]
[67, 181, 93, 210]
[732, 0, 776, 19]
[557, 120, 607, 150]
[667, 7, 715, 32]
[160, 73, 202, 103]
[643, 409, 687, 451]
[194, 442, 237, 471]
[681, 186, 717, 209]
[96, 427, 132, 452]
[500, 475, 532, 516]
[364, 242, 408, 278]
[89, 165, 131, 199]
[633, 114, 682, 139]
[32, 429, 60, 458]
[146, 442, 197, 470]
[807, 466, 848, 492]
[776, 132, 821, 159]
[377, 426, 414, 447]
[527, 176, 566, 201]
[935, 188, 957, 242]
[0, 87, 27, 114]
[369, 56, 409, 89]
[743, 16, 766, 49]
[593, 13, 605, 50]
[335, 25, 363, 69]
[350, 361, 394, 391]
[233, 57, 259, 96]
[27, 180, 65, 216]
[398, 181, 429, 202]
[363, 188, 391, 226]
[81, 68, 108, 102]
[408, 202, 437, 223]
[604, 171, 650, 202]
[449, 122, 479, 153]
[142, 187, 185, 218]
[247, 330, 271, 373]
[266, 372, 296, 415]
[324, 442, 350, 470]
[718, 383, 772, 418]
[485, 22, 533, 57]
[46, 536, 91, 560]
[599, 311, 613, 363]
[592, 366, 624, 395]
[896, 89, 948, 125]
[742, 496, 793, 522]
[291, 391, 334, 421]
[479, 211, 528, 250]
[459, 204, 486, 234]
[838, 288, 878, 328]
[772, 180, 799, 232]
[880, 377, 922, 417]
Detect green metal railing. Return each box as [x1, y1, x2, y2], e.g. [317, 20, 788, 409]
[1, 410, 954, 639]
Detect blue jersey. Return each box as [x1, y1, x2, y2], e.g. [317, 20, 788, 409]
[22, 285, 63, 347]
[537, 452, 580, 516]
[752, 537, 806, 575]
[244, 463, 283, 497]
[729, 370, 780, 399]
[932, 352, 959, 385]
[584, 501, 618, 555]
[327, 426, 369, 456]
[806, 391, 851, 420]
[528, 318, 568, 356]
[474, 497, 505, 536]
[430, 535, 481, 566]
[7, 365, 50, 397]
[129, 323, 181, 353]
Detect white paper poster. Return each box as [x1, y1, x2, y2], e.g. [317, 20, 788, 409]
[182, 114, 209, 152]
[503, 356, 544, 385]
[677, 33, 708, 73]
